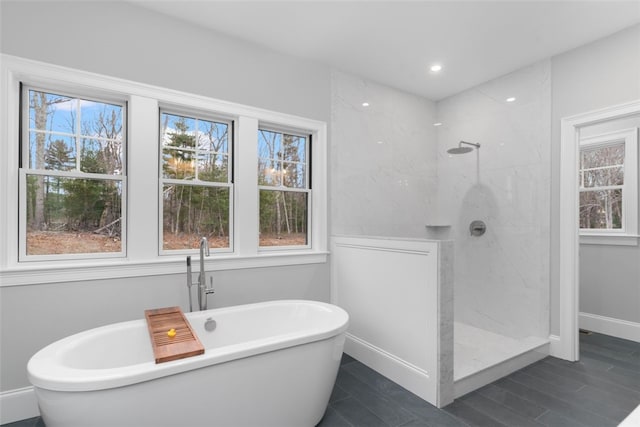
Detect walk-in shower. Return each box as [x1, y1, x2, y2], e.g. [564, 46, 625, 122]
[438, 64, 550, 399]
[447, 140, 480, 154]
[329, 63, 550, 407]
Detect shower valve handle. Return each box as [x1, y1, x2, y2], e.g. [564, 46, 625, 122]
[205, 277, 215, 295]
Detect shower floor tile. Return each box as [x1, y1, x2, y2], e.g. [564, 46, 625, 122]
[454, 322, 548, 381]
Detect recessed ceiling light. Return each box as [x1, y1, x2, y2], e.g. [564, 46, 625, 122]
[433, 122, 443, 127]
[362, 102, 370, 107]
[376, 141, 384, 145]
[430, 64, 442, 72]
[506, 97, 516, 102]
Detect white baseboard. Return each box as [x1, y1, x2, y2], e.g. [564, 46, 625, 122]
[579, 312, 640, 343]
[548, 334, 562, 358]
[343, 333, 438, 407]
[0, 386, 39, 424]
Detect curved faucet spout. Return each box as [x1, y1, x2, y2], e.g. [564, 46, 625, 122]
[200, 237, 210, 257]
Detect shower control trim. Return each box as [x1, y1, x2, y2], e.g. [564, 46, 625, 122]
[469, 220, 486, 236]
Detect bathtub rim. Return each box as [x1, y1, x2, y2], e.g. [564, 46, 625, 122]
[27, 299, 349, 392]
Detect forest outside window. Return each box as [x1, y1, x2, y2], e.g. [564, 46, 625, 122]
[160, 111, 232, 253]
[19, 87, 126, 260]
[579, 128, 638, 244]
[4, 56, 327, 282]
[258, 128, 310, 248]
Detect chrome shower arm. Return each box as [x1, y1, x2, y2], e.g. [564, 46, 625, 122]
[459, 141, 481, 149]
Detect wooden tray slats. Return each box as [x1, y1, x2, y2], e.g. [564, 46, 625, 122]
[144, 306, 204, 364]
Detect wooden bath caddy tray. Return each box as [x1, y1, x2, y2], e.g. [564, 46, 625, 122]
[144, 306, 204, 364]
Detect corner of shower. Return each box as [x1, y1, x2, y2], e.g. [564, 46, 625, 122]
[438, 138, 551, 401]
[451, 321, 550, 399]
[434, 258, 550, 407]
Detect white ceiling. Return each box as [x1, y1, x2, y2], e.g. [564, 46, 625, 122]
[133, 1, 640, 100]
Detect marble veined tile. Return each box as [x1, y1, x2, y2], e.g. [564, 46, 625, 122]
[330, 70, 439, 237]
[330, 60, 551, 359]
[454, 322, 548, 381]
[436, 59, 551, 339]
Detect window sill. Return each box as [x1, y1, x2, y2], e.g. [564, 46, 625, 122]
[0, 251, 329, 287]
[579, 234, 639, 246]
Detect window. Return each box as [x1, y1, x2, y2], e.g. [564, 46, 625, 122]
[2, 56, 327, 285]
[19, 87, 126, 259]
[579, 128, 638, 244]
[258, 128, 310, 248]
[159, 111, 233, 253]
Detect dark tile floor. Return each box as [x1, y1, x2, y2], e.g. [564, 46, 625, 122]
[318, 332, 640, 427]
[4, 332, 639, 427]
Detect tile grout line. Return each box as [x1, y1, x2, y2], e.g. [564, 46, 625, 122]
[503, 373, 625, 425]
[539, 358, 640, 395]
[456, 396, 530, 427]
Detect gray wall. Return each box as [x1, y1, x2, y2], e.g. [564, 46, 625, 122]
[580, 245, 640, 323]
[578, 113, 640, 325]
[0, 1, 330, 122]
[0, 265, 329, 391]
[2, 0, 639, 393]
[550, 24, 640, 335]
[0, 1, 332, 392]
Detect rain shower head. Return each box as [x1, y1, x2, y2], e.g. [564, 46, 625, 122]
[447, 140, 480, 155]
[447, 146, 473, 154]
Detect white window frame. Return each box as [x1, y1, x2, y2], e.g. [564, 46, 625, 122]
[579, 128, 638, 246]
[257, 125, 312, 251]
[0, 55, 328, 286]
[18, 85, 128, 261]
[158, 108, 235, 256]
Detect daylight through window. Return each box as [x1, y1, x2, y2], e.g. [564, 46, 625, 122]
[579, 143, 624, 229]
[160, 111, 233, 252]
[5, 57, 327, 278]
[579, 128, 638, 237]
[20, 87, 125, 258]
[258, 128, 310, 247]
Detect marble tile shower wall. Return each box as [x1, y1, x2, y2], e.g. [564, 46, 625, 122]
[330, 70, 439, 237]
[330, 63, 550, 341]
[436, 60, 551, 340]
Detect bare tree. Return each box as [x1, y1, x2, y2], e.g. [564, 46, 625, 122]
[29, 92, 71, 230]
[579, 144, 624, 229]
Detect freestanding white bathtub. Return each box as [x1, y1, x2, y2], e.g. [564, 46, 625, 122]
[28, 300, 349, 427]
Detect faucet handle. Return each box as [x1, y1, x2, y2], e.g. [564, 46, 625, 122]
[205, 276, 215, 294]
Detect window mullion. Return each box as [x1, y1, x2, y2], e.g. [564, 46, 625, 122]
[24, 169, 124, 181]
[258, 185, 310, 194]
[194, 118, 199, 181]
[579, 184, 623, 192]
[128, 95, 159, 260]
[236, 116, 259, 256]
[580, 164, 623, 172]
[162, 178, 231, 188]
[76, 98, 81, 171]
